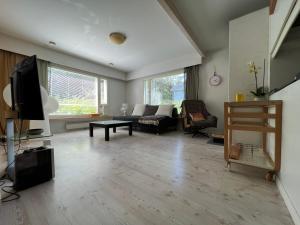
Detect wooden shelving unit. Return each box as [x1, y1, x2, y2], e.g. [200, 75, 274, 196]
[224, 101, 282, 179]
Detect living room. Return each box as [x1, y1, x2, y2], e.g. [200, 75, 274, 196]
[0, 0, 300, 225]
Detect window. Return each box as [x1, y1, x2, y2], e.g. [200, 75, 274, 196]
[48, 67, 101, 115]
[144, 72, 185, 109]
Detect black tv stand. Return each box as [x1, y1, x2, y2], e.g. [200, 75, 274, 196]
[6, 119, 55, 191]
[14, 146, 55, 191]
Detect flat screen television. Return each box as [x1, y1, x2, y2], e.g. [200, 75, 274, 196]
[10, 55, 44, 120]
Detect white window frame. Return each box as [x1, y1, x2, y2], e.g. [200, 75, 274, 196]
[143, 70, 185, 106]
[47, 64, 108, 118]
[99, 79, 108, 105]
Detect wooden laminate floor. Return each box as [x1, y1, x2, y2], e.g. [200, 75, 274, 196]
[0, 129, 294, 225]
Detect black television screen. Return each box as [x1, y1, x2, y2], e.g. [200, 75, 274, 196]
[11, 55, 44, 120]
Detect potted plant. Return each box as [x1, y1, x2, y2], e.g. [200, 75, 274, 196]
[248, 60, 268, 101]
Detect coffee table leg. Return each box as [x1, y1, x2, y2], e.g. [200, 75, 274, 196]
[129, 124, 132, 136]
[105, 127, 109, 141]
[113, 127, 116, 133]
[89, 124, 93, 137]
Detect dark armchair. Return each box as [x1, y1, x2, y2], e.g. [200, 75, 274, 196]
[181, 100, 218, 137]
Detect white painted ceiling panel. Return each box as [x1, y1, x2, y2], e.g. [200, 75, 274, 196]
[0, 0, 199, 73]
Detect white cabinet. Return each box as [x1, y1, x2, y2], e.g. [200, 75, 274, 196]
[270, 0, 298, 57]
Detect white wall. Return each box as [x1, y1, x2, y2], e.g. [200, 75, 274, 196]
[229, 8, 269, 101]
[0, 32, 126, 80]
[268, 80, 300, 225]
[198, 48, 229, 130]
[107, 78, 126, 116]
[126, 78, 145, 112]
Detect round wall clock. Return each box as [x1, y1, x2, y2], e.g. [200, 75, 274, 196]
[209, 71, 222, 86]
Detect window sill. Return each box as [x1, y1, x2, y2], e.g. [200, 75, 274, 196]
[49, 114, 102, 120]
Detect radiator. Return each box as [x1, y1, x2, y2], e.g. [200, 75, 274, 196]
[65, 122, 90, 130]
[65, 115, 112, 130]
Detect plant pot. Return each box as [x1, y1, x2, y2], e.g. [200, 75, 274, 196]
[253, 96, 266, 101]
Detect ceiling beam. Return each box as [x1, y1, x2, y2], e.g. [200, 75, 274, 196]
[158, 0, 205, 57]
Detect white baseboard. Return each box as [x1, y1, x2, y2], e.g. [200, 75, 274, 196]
[277, 178, 300, 225]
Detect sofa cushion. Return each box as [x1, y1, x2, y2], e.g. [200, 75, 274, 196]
[143, 105, 158, 116]
[155, 105, 174, 117]
[189, 112, 205, 121]
[132, 104, 146, 116]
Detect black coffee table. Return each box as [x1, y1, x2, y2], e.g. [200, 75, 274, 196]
[89, 120, 133, 141]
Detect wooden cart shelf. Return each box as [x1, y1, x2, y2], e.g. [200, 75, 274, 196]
[224, 101, 282, 178]
[228, 148, 274, 170]
[228, 112, 276, 119]
[228, 124, 276, 132]
[226, 100, 281, 107]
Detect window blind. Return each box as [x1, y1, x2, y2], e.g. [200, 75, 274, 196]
[48, 67, 98, 115]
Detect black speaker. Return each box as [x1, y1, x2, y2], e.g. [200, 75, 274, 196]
[14, 147, 55, 191]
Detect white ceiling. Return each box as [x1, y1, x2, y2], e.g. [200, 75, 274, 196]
[0, 0, 199, 73]
[172, 0, 269, 52]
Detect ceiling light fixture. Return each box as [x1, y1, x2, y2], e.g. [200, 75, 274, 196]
[109, 32, 126, 45]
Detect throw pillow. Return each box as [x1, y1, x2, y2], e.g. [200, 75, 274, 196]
[132, 104, 146, 116]
[143, 105, 159, 116]
[189, 112, 205, 121]
[155, 105, 174, 117]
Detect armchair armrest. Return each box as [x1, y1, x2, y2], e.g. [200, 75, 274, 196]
[207, 115, 218, 127]
[190, 115, 218, 128]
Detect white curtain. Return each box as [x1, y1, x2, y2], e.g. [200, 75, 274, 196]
[36, 59, 49, 89]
